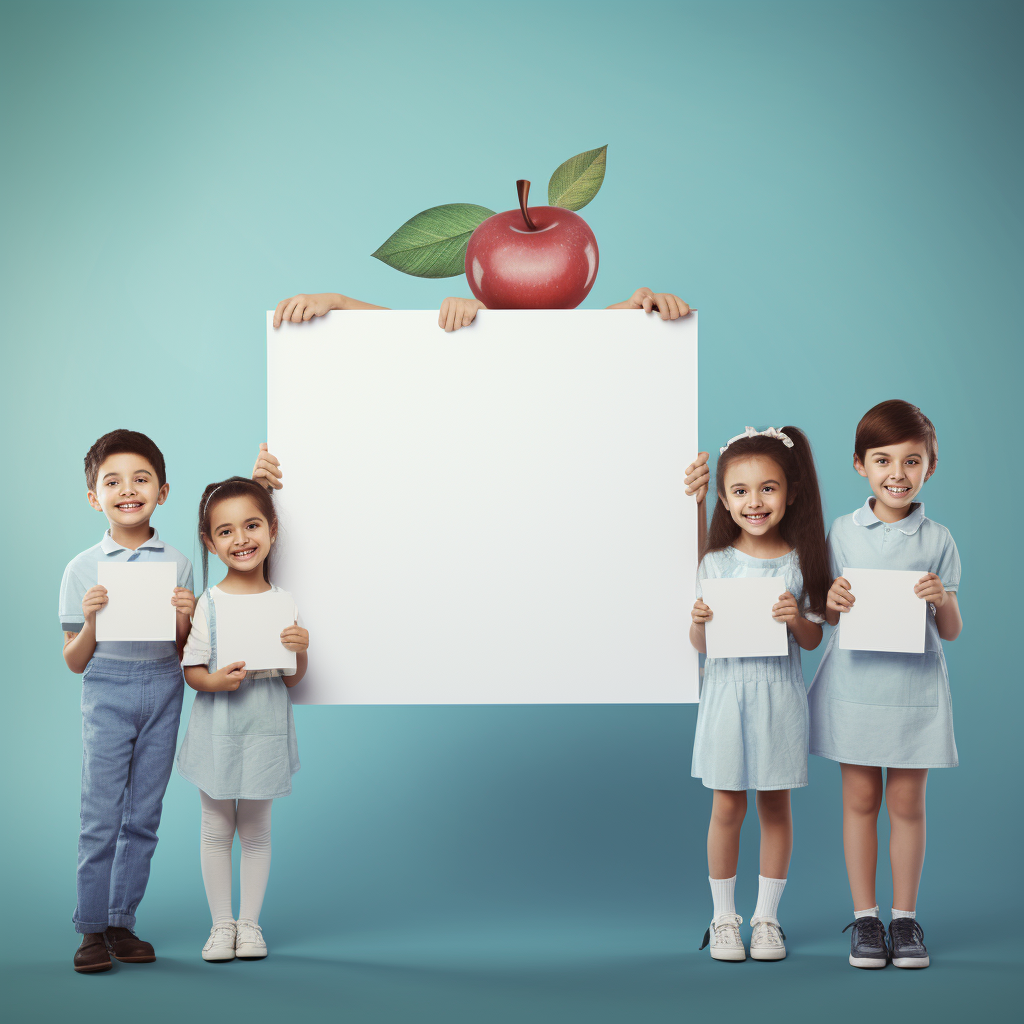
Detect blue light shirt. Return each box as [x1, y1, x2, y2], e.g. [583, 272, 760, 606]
[59, 529, 193, 662]
[807, 499, 960, 768]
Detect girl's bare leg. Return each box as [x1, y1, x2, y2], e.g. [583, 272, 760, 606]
[841, 763, 884, 910]
[755, 790, 793, 879]
[885, 768, 928, 912]
[708, 790, 747, 879]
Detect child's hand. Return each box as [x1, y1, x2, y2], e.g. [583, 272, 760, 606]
[692, 599, 713, 625]
[252, 443, 283, 491]
[439, 297, 485, 332]
[211, 662, 247, 691]
[772, 591, 800, 625]
[273, 293, 337, 328]
[172, 588, 195, 619]
[685, 452, 711, 502]
[827, 576, 855, 615]
[609, 288, 690, 319]
[915, 573, 948, 608]
[280, 623, 309, 653]
[82, 585, 108, 626]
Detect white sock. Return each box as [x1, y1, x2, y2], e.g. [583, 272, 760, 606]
[753, 875, 786, 922]
[891, 908, 916, 920]
[709, 876, 737, 920]
[199, 791, 237, 925]
[854, 906, 880, 919]
[236, 799, 273, 925]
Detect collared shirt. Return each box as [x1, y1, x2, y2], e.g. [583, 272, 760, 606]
[830, 499, 960, 592]
[60, 529, 193, 662]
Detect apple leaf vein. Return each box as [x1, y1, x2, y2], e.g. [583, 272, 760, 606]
[547, 146, 608, 211]
[371, 203, 496, 278]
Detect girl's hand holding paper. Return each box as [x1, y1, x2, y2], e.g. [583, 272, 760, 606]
[280, 623, 309, 654]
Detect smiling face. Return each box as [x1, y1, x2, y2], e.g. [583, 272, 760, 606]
[854, 439, 933, 516]
[719, 455, 793, 538]
[204, 494, 276, 575]
[87, 452, 168, 528]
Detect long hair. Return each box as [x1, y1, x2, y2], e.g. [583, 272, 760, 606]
[196, 476, 278, 593]
[703, 426, 829, 617]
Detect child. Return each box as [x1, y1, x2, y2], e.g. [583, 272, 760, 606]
[685, 427, 829, 961]
[807, 400, 962, 970]
[270, 286, 691, 332]
[176, 476, 309, 962]
[60, 429, 195, 974]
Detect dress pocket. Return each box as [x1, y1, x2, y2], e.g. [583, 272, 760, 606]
[830, 650, 939, 708]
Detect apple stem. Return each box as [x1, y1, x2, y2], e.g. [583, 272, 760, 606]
[516, 179, 538, 230]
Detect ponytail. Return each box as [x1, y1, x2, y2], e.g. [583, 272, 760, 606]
[703, 425, 830, 617]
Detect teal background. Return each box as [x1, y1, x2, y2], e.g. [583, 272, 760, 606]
[1, 0, 1020, 1020]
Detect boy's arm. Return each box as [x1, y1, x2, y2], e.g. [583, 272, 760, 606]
[273, 293, 388, 328]
[63, 628, 96, 674]
[62, 583, 107, 673]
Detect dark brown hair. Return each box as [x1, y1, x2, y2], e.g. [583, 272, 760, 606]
[855, 399, 937, 471]
[84, 429, 167, 491]
[704, 426, 830, 617]
[197, 476, 278, 592]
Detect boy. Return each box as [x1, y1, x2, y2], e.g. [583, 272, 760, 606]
[60, 429, 195, 973]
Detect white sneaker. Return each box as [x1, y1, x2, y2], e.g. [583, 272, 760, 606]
[750, 916, 787, 961]
[234, 919, 268, 960]
[202, 921, 236, 962]
[701, 913, 746, 961]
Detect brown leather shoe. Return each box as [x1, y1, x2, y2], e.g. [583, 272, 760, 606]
[104, 927, 156, 963]
[74, 933, 112, 973]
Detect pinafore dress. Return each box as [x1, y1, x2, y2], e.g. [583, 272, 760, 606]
[176, 587, 300, 800]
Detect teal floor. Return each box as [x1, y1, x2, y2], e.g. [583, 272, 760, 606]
[8, 918, 1017, 1024]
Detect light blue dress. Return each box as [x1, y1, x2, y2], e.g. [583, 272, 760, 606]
[691, 547, 823, 791]
[807, 500, 960, 769]
[176, 587, 301, 800]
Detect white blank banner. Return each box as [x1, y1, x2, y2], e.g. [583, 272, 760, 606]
[268, 309, 698, 704]
[95, 562, 176, 642]
[839, 567, 927, 654]
[702, 576, 788, 659]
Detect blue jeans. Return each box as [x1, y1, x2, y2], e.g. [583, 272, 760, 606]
[74, 655, 184, 934]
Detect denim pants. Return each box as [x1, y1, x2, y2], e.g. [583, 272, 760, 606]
[74, 655, 184, 934]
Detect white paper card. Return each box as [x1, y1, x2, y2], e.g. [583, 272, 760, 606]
[701, 576, 788, 658]
[838, 567, 927, 654]
[214, 591, 297, 673]
[95, 562, 177, 642]
[268, 309, 699, 704]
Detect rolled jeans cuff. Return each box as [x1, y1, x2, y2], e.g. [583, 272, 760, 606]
[74, 919, 110, 935]
[107, 912, 137, 929]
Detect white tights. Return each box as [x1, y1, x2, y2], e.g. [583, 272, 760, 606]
[199, 791, 273, 925]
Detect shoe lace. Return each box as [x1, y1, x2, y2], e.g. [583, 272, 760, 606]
[699, 913, 743, 950]
[236, 920, 264, 942]
[210, 922, 235, 940]
[890, 918, 924, 945]
[751, 917, 785, 944]
[843, 917, 886, 944]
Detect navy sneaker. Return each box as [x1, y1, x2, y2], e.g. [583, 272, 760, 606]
[888, 917, 929, 969]
[842, 916, 889, 969]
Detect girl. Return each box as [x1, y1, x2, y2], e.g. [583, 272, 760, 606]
[176, 477, 309, 963]
[685, 426, 830, 962]
[807, 400, 962, 970]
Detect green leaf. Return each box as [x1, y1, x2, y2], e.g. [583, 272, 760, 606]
[371, 204, 495, 278]
[547, 145, 608, 211]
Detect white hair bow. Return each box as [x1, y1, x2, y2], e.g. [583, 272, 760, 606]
[720, 426, 795, 455]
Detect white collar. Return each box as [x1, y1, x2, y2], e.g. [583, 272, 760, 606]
[851, 498, 925, 535]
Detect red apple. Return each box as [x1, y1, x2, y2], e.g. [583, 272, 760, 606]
[464, 180, 599, 309]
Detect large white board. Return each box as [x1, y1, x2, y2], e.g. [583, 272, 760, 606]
[267, 309, 698, 704]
